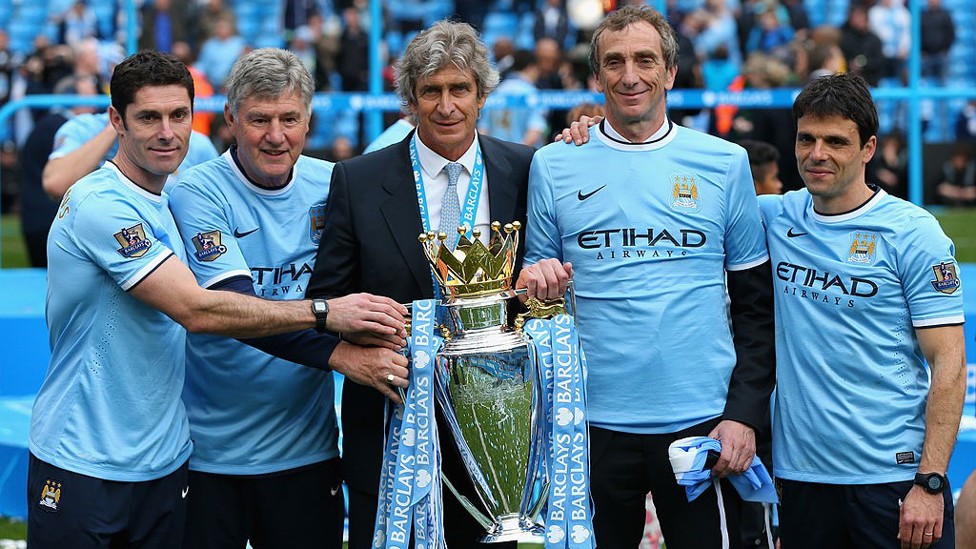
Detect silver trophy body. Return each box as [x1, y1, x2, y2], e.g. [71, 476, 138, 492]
[435, 291, 547, 543]
[414, 222, 559, 543]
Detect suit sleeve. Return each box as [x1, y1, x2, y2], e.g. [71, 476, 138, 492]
[723, 260, 776, 432]
[307, 161, 361, 298]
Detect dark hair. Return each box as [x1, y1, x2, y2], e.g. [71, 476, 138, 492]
[741, 139, 780, 165]
[510, 49, 537, 73]
[740, 139, 779, 181]
[110, 50, 194, 119]
[589, 5, 679, 76]
[792, 72, 877, 147]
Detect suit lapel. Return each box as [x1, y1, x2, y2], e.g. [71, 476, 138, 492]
[380, 136, 435, 296]
[482, 137, 518, 226]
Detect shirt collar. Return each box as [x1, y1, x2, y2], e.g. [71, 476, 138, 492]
[603, 118, 673, 143]
[415, 132, 480, 180]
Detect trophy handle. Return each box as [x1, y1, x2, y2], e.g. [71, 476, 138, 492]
[513, 280, 576, 330]
[441, 473, 495, 530]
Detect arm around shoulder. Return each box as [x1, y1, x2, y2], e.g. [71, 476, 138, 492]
[42, 122, 117, 200]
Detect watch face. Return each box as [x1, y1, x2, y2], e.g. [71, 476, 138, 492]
[313, 301, 327, 314]
[928, 476, 943, 491]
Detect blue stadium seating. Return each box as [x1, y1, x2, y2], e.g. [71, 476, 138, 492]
[2, 0, 975, 144]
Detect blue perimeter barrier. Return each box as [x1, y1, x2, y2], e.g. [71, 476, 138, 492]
[4, 85, 976, 263]
[1, 266, 975, 519]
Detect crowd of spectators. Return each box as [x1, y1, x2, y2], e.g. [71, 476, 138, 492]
[0, 0, 974, 217]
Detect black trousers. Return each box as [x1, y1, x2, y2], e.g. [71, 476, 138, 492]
[779, 479, 955, 549]
[182, 458, 344, 549]
[28, 453, 189, 549]
[589, 419, 744, 549]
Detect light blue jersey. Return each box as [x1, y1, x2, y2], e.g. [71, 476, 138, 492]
[363, 118, 414, 154]
[167, 151, 339, 475]
[31, 162, 192, 481]
[49, 112, 219, 181]
[480, 74, 548, 148]
[525, 120, 768, 434]
[759, 188, 965, 484]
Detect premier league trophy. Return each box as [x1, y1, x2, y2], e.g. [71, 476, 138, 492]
[424, 222, 546, 542]
[373, 222, 595, 549]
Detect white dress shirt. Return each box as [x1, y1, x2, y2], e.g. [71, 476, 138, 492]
[415, 133, 492, 243]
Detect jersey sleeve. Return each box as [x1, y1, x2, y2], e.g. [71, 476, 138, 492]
[896, 214, 965, 328]
[70, 194, 176, 291]
[49, 117, 91, 160]
[724, 149, 769, 271]
[757, 193, 785, 229]
[524, 151, 563, 266]
[167, 181, 253, 289]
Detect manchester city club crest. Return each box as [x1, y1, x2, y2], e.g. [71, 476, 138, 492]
[847, 232, 878, 264]
[114, 223, 152, 258]
[309, 203, 326, 245]
[669, 173, 702, 212]
[930, 261, 961, 294]
[192, 230, 228, 262]
[38, 479, 61, 512]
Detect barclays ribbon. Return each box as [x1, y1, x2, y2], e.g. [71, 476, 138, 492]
[374, 299, 446, 549]
[410, 134, 485, 240]
[523, 315, 596, 549]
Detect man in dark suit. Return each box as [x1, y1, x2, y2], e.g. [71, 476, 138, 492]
[308, 19, 569, 549]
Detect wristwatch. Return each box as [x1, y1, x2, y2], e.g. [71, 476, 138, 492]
[311, 298, 329, 333]
[914, 472, 948, 494]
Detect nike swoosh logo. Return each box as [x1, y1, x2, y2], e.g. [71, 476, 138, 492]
[233, 227, 260, 238]
[787, 228, 808, 238]
[182, 486, 189, 499]
[330, 485, 341, 497]
[577, 185, 607, 201]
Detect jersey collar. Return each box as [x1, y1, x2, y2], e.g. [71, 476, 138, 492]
[105, 161, 163, 203]
[226, 147, 295, 196]
[596, 118, 677, 151]
[811, 185, 886, 223]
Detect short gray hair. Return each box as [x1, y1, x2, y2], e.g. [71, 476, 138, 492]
[224, 48, 315, 116]
[589, 5, 679, 76]
[395, 20, 499, 112]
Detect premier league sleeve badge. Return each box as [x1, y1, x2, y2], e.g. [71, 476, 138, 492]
[114, 223, 153, 258]
[930, 261, 961, 294]
[191, 230, 228, 262]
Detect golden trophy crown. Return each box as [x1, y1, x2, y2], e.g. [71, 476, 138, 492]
[419, 221, 520, 299]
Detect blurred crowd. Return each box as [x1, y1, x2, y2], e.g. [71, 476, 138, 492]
[1, 0, 975, 225]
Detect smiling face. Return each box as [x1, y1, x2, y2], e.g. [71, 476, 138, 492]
[410, 65, 486, 161]
[110, 84, 192, 192]
[595, 21, 677, 142]
[225, 89, 309, 188]
[796, 114, 877, 213]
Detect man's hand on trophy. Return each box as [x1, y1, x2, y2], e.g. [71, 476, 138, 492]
[706, 419, 757, 479]
[326, 293, 408, 350]
[329, 342, 410, 404]
[516, 259, 573, 301]
[554, 115, 602, 146]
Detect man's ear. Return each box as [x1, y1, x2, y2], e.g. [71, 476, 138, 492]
[109, 105, 125, 134]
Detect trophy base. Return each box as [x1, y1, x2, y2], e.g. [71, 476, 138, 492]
[480, 514, 544, 544]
